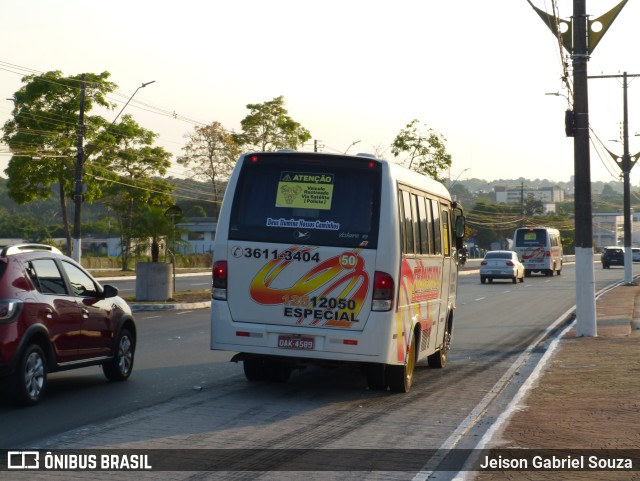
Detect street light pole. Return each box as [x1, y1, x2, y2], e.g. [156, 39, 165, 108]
[622, 72, 633, 285]
[596, 72, 640, 285]
[109, 80, 156, 129]
[344, 140, 361, 154]
[72, 79, 156, 263]
[449, 168, 470, 189]
[529, 0, 628, 337]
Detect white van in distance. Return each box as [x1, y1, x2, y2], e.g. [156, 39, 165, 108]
[513, 226, 563, 276]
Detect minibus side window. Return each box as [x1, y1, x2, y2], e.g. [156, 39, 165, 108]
[401, 190, 415, 254]
[430, 199, 442, 255]
[411, 194, 422, 255]
[398, 191, 405, 252]
[417, 196, 431, 255]
[442, 209, 451, 257]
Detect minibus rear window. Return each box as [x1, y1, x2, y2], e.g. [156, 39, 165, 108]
[515, 229, 546, 247]
[228, 154, 381, 248]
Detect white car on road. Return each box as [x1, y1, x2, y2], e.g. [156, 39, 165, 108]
[480, 250, 525, 284]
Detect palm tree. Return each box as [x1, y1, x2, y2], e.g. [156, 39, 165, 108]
[133, 206, 176, 262]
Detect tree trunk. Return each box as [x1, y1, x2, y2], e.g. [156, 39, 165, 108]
[151, 240, 160, 262]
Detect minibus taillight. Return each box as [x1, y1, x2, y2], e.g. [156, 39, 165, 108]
[212, 260, 228, 300]
[545, 250, 551, 256]
[372, 271, 394, 312]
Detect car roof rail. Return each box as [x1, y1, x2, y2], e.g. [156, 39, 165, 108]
[0, 244, 63, 257]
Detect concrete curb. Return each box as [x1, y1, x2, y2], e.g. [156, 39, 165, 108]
[131, 301, 210, 312]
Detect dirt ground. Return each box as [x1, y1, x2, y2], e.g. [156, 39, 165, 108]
[472, 316, 640, 480]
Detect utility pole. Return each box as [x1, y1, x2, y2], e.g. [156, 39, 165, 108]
[72, 74, 86, 263]
[71, 79, 155, 264]
[527, 0, 628, 337]
[592, 72, 640, 285]
[572, 0, 597, 337]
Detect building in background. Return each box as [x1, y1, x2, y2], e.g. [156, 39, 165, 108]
[494, 185, 564, 214]
[592, 212, 625, 249]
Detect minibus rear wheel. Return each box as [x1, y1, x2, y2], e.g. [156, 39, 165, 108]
[243, 358, 267, 381]
[363, 363, 386, 390]
[387, 335, 416, 393]
[428, 329, 449, 369]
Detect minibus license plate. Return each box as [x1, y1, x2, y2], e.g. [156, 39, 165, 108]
[278, 336, 314, 350]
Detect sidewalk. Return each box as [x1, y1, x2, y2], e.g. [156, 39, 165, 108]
[474, 283, 640, 480]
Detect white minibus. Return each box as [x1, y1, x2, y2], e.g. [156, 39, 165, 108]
[513, 226, 563, 276]
[211, 151, 465, 392]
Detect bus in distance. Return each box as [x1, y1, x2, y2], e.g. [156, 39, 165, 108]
[513, 226, 563, 277]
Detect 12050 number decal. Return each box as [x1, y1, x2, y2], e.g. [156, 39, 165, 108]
[282, 294, 357, 310]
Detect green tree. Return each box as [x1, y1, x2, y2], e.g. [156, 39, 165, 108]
[449, 183, 475, 206]
[391, 119, 452, 182]
[2, 70, 117, 255]
[131, 206, 176, 262]
[467, 200, 522, 249]
[523, 194, 545, 216]
[177, 121, 240, 210]
[236, 96, 311, 151]
[185, 205, 207, 217]
[94, 114, 174, 270]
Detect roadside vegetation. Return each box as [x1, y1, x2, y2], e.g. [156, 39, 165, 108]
[1, 69, 636, 258]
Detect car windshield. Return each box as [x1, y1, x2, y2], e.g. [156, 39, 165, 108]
[485, 252, 512, 260]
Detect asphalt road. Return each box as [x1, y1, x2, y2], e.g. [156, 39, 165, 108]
[0, 263, 625, 465]
[102, 272, 212, 298]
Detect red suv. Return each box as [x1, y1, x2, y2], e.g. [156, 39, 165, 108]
[0, 244, 136, 406]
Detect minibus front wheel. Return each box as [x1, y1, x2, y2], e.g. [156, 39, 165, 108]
[428, 327, 450, 369]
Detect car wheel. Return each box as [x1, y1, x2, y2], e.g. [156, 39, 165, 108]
[480, 276, 486, 284]
[388, 334, 416, 393]
[512, 276, 517, 284]
[12, 344, 47, 406]
[103, 328, 135, 382]
[488, 278, 493, 283]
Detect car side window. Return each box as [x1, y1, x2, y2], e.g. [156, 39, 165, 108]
[29, 259, 68, 295]
[60, 261, 99, 297]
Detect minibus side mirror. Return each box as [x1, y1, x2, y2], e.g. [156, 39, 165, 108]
[455, 215, 465, 250]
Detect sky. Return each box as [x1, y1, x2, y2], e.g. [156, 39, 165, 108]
[1, 0, 640, 186]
